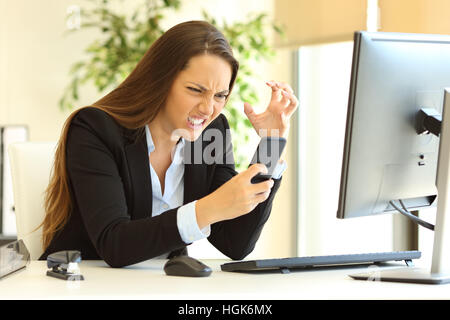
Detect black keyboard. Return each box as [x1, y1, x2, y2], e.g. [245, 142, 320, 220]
[220, 250, 421, 273]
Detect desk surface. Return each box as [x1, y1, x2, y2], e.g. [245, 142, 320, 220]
[1, 259, 449, 299]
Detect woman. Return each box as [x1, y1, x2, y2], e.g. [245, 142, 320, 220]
[39, 20, 298, 267]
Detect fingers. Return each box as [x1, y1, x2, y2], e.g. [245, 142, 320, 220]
[247, 163, 268, 177]
[266, 81, 287, 104]
[243, 102, 256, 121]
[253, 189, 271, 204]
[226, 164, 274, 216]
[266, 80, 294, 94]
[266, 81, 299, 114]
[269, 87, 282, 105]
[266, 80, 293, 93]
[244, 163, 269, 181]
[281, 90, 299, 117]
[280, 90, 291, 107]
[246, 163, 274, 193]
[254, 180, 274, 195]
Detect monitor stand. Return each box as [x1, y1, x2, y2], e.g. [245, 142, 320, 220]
[350, 267, 450, 284]
[350, 88, 450, 285]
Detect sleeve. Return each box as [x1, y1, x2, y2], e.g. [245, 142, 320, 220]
[206, 114, 283, 260]
[66, 108, 186, 268]
[271, 159, 287, 179]
[177, 200, 210, 243]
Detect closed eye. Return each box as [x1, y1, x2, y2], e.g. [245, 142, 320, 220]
[215, 93, 228, 99]
[187, 86, 228, 99]
[187, 86, 202, 93]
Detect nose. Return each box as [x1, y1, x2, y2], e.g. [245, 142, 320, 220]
[198, 95, 215, 117]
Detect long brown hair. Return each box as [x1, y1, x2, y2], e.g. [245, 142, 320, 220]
[41, 20, 239, 249]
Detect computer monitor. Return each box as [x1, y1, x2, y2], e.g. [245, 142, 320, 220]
[337, 31, 450, 284]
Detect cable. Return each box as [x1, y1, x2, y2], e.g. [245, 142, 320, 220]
[389, 200, 435, 231]
[399, 199, 409, 212]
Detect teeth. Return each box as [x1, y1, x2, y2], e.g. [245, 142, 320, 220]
[188, 117, 204, 125]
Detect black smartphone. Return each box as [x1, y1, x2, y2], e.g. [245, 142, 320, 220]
[249, 136, 286, 184]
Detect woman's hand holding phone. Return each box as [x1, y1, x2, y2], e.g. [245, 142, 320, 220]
[195, 163, 274, 229]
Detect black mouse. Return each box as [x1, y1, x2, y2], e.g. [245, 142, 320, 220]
[164, 255, 212, 277]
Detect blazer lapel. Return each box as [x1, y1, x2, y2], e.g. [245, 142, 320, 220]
[123, 128, 209, 217]
[124, 129, 152, 220]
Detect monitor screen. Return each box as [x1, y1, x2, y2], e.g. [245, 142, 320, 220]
[337, 31, 450, 219]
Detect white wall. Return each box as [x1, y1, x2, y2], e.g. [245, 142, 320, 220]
[0, 0, 104, 140]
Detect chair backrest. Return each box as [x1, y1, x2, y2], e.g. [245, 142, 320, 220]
[8, 142, 56, 260]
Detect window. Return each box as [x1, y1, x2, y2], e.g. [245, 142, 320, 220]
[296, 41, 395, 256]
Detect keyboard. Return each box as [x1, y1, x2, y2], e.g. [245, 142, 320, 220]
[220, 250, 421, 273]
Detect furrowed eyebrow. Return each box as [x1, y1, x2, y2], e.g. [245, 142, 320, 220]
[188, 82, 229, 95]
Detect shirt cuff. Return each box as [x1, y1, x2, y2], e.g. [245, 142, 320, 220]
[177, 200, 211, 244]
[271, 159, 287, 179]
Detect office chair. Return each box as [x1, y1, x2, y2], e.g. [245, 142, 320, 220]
[8, 142, 56, 260]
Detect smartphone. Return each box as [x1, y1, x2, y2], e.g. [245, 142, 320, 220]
[249, 136, 286, 184]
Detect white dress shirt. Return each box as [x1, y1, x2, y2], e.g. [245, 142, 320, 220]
[145, 124, 286, 248]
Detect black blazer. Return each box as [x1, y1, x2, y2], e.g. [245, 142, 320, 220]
[40, 107, 282, 267]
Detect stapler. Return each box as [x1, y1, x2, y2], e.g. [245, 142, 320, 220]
[46, 250, 84, 281]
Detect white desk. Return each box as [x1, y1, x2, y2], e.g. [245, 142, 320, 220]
[1, 259, 449, 300]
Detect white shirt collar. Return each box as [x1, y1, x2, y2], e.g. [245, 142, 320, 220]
[145, 125, 185, 162]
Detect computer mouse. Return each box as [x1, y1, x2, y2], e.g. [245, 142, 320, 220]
[164, 255, 212, 277]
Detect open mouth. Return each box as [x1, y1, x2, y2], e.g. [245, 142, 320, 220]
[187, 116, 206, 129]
